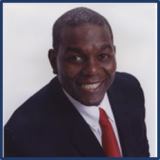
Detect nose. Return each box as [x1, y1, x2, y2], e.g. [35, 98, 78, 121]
[82, 58, 100, 76]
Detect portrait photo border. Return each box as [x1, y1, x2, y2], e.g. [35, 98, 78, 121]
[1, 0, 159, 159]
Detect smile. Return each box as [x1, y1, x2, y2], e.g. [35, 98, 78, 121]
[81, 82, 101, 90]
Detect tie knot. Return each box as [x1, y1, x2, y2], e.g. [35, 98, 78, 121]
[99, 108, 109, 123]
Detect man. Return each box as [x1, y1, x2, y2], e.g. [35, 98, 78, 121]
[4, 7, 150, 157]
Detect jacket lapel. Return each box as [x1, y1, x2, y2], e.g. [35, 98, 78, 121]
[107, 82, 136, 157]
[50, 79, 105, 157]
[70, 114, 105, 157]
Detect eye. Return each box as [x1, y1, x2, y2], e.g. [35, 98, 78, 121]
[67, 55, 83, 63]
[98, 54, 109, 61]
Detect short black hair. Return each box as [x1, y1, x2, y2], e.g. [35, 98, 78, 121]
[52, 7, 113, 53]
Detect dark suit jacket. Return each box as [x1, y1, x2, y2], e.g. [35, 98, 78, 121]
[4, 72, 150, 157]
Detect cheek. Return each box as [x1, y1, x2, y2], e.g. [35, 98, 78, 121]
[58, 62, 82, 80]
[104, 59, 117, 73]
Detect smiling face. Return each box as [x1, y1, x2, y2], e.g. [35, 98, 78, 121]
[49, 24, 116, 106]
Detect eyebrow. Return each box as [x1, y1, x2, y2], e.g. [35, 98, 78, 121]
[65, 47, 83, 54]
[100, 44, 112, 51]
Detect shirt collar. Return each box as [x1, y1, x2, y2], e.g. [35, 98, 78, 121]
[63, 89, 115, 123]
[99, 94, 115, 122]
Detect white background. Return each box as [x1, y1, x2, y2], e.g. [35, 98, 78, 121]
[3, 3, 157, 157]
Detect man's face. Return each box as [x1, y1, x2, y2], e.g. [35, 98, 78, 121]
[52, 24, 116, 106]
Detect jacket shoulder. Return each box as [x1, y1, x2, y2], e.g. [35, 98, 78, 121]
[4, 77, 63, 156]
[114, 72, 141, 88]
[113, 72, 145, 116]
[5, 77, 60, 129]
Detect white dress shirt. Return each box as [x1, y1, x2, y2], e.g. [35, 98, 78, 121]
[63, 90, 122, 154]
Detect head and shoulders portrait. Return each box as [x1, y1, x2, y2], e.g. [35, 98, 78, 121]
[3, 3, 157, 157]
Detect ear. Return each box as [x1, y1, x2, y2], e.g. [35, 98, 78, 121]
[48, 49, 58, 74]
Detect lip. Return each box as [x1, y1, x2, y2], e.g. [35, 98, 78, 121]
[77, 81, 104, 92]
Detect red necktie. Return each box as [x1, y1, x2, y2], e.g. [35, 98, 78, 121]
[99, 108, 122, 157]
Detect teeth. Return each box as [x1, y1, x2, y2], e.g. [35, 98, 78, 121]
[82, 83, 100, 90]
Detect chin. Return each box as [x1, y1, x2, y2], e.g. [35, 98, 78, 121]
[80, 97, 103, 106]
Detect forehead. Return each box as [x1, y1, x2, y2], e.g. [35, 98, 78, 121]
[60, 24, 113, 47]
